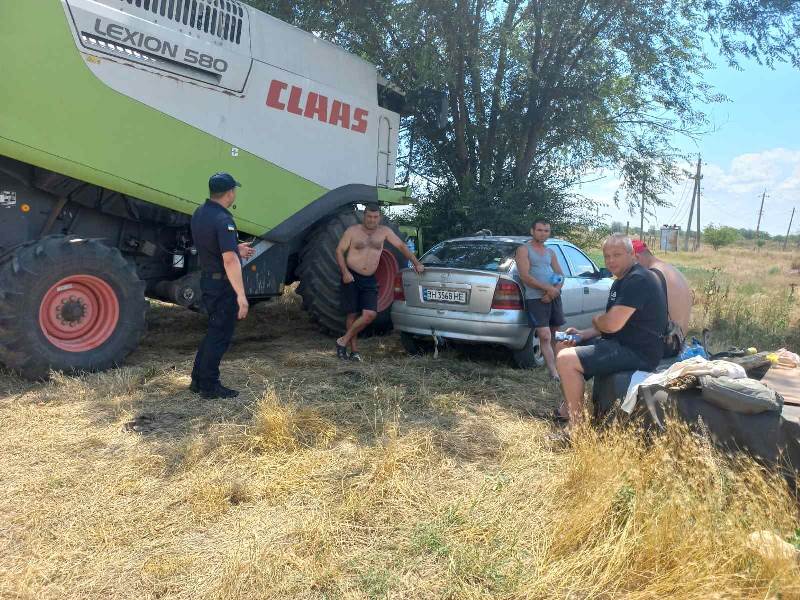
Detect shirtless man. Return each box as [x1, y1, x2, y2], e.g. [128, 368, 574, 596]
[335, 203, 424, 361]
[632, 240, 692, 347]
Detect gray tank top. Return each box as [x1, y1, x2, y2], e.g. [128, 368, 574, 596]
[522, 244, 556, 299]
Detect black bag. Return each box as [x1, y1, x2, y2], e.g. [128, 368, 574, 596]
[650, 268, 684, 358]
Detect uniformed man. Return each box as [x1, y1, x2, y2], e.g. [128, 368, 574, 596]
[189, 172, 254, 399]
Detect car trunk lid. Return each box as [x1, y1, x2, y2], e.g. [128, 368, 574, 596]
[400, 267, 515, 314]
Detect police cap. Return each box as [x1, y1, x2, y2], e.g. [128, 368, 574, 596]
[208, 172, 242, 194]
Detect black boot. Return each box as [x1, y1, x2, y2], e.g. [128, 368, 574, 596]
[200, 383, 240, 399]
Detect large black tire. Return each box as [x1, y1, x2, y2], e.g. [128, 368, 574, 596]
[296, 209, 406, 336]
[512, 330, 545, 369]
[0, 236, 147, 379]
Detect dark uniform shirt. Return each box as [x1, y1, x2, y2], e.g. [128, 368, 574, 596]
[603, 263, 667, 367]
[191, 199, 240, 273]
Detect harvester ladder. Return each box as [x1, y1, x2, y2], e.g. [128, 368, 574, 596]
[377, 115, 392, 187]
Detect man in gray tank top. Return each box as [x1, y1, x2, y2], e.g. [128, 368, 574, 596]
[515, 218, 565, 379]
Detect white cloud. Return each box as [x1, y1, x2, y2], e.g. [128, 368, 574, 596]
[576, 148, 800, 236]
[704, 149, 800, 196]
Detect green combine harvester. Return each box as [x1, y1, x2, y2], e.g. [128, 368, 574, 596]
[0, 0, 412, 378]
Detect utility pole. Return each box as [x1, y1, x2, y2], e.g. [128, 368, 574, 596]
[695, 177, 701, 250]
[784, 207, 795, 251]
[684, 156, 701, 251]
[755, 190, 766, 249]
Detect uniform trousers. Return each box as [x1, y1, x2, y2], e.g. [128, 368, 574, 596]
[191, 276, 238, 389]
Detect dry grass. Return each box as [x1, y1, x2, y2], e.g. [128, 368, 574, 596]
[1, 276, 800, 598]
[649, 246, 800, 351]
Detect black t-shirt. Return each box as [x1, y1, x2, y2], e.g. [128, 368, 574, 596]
[191, 200, 239, 273]
[603, 263, 667, 368]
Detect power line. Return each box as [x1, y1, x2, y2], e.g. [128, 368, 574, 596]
[684, 156, 702, 251]
[675, 189, 694, 225]
[666, 178, 691, 225]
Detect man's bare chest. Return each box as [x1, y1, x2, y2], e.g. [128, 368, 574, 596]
[352, 231, 385, 251]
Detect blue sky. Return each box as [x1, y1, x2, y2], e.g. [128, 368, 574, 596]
[580, 51, 800, 236]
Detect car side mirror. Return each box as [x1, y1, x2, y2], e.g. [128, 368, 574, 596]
[597, 267, 612, 278]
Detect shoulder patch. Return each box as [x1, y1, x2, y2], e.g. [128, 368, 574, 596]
[226, 224, 236, 232]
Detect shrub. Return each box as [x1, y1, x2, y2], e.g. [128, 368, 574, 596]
[703, 224, 740, 250]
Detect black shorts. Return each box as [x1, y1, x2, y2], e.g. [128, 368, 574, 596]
[575, 338, 652, 380]
[526, 296, 566, 329]
[341, 270, 378, 314]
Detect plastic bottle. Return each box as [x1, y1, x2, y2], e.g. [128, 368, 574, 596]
[549, 273, 564, 285]
[555, 331, 581, 344]
[678, 338, 709, 361]
[406, 238, 416, 268]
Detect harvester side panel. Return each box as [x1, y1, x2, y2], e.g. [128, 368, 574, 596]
[0, 1, 403, 240]
[63, 0, 399, 193]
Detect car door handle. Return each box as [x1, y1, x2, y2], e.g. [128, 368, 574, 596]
[583, 287, 590, 294]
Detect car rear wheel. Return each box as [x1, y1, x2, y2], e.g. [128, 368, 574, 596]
[512, 330, 545, 369]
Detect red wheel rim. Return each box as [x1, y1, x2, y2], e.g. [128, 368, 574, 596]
[375, 249, 400, 312]
[38, 275, 119, 352]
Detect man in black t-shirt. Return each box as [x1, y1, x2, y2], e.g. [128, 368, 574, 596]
[554, 234, 667, 428]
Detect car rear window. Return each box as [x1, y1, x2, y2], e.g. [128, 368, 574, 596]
[421, 240, 519, 272]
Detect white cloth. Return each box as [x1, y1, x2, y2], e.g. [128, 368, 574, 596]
[621, 356, 747, 413]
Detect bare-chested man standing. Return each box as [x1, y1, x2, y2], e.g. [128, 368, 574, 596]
[632, 240, 691, 354]
[335, 203, 424, 361]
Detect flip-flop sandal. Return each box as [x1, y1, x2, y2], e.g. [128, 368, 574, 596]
[349, 352, 363, 362]
[546, 429, 572, 447]
[335, 342, 348, 359]
[550, 408, 569, 423]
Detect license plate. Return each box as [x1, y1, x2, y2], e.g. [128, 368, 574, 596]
[423, 287, 467, 304]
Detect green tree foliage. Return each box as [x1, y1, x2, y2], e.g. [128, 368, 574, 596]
[245, 0, 800, 242]
[704, 224, 741, 249]
[738, 228, 772, 241]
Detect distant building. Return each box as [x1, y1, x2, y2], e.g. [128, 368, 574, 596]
[660, 224, 681, 252]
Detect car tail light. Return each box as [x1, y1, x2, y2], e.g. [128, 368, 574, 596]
[491, 280, 523, 310]
[393, 272, 405, 301]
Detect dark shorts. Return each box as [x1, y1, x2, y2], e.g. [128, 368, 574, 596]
[575, 338, 652, 380]
[526, 296, 566, 329]
[342, 269, 378, 314]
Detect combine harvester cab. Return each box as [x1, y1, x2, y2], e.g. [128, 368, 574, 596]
[0, 0, 410, 378]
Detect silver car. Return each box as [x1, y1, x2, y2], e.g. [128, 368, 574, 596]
[391, 236, 613, 368]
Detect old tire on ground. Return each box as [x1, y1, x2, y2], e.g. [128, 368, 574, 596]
[0, 236, 147, 379]
[512, 330, 545, 369]
[297, 209, 406, 336]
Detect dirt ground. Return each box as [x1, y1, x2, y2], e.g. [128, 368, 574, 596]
[1, 285, 799, 599]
